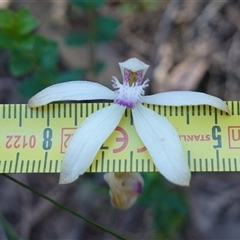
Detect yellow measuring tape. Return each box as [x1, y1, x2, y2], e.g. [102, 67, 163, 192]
[0, 102, 239, 173]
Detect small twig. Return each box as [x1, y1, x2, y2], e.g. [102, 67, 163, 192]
[152, 0, 183, 64]
[150, 0, 183, 92]
[195, 0, 228, 30]
[30, 184, 70, 226]
[118, 26, 152, 55]
[118, 12, 159, 55]
[2, 174, 128, 240]
[225, 31, 240, 100]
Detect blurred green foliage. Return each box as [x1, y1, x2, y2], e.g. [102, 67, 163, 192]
[66, 15, 119, 45]
[68, 0, 119, 45]
[0, 2, 120, 98]
[70, 0, 106, 10]
[67, 0, 120, 74]
[138, 173, 187, 239]
[0, 8, 85, 98]
[118, 0, 159, 16]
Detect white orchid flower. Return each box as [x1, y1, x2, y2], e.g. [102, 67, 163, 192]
[28, 58, 229, 186]
[104, 172, 144, 210]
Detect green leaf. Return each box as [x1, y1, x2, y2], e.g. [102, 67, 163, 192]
[40, 51, 58, 69]
[44, 68, 60, 85]
[0, 9, 14, 29]
[0, 9, 38, 35]
[70, 0, 106, 9]
[93, 60, 105, 74]
[14, 35, 35, 50]
[20, 68, 85, 97]
[138, 173, 187, 238]
[59, 68, 86, 82]
[9, 55, 35, 77]
[16, 8, 38, 34]
[0, 31, 15, 49]
[65, 17, 119, 45]
[65, 32, 89, 46]
[19, 69, 60, 98]
[24, 68, 60, 92]
[0, 212, 21, 240]
[31, 35, 58, 68]
[95, 16, 119, 43]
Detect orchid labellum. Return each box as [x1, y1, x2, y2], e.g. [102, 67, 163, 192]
[28, 58, 229, 188]
[104, 172, 144, 210]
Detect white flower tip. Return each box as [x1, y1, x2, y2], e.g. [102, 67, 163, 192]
[167, 164, 191, 187]
[28, 97, 37, 108]
[119, 58, 149, 72]
[28, 94, 46, 108]
[28, 87, 50, 107]
[177, 171, 191, 187]
[214, 101, 230, 115]
[225, 105, 231, 115]
[215, 99, 230, 115]
[59, 169, 80, 185]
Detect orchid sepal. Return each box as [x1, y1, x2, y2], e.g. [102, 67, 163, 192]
[28, 80, 116, 107]
[59, 104, 126, 184]
[143, 91, 229, 114]
[132, 104, 191, 186]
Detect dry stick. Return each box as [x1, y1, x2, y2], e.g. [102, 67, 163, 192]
[151, 0, 229, 94]
[225, 32, 240, 100]
[149, 0, 183, 92]
[30, 184, 69, 226]
[118, 26, 152, 55]
[191, 0, 229, 96]
[151, 0, 183, 64]
[194, 0, 228, 30]
[118, 11, 158, 56]
[225, 5, 240, 100]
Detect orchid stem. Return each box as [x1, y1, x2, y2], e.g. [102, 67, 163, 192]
[2, 174, 128, 240]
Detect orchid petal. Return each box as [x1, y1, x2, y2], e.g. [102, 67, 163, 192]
[104, 173, 144, 210]
[119, 58, 149, 81]
[132, 104, 191, 186]
[142, 91, 229, 113]
[59, 104, 126, 184]
[28, 81, 116, 107]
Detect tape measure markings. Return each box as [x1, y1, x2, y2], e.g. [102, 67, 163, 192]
[130, 151, 133, 172]
[238, 101, 240, 115]
[0, 102, 239, 173]
[230, 101, 234, 115]
[230, 158, 233, 171]
[213, 106, 218, 124]
[100, 151, 104, 172]
[186, 148, 240, 172]
[222, 157, 225, 171]
[1, 151, 61, 174]
[205, 158, 208, 171]
[74, 104, 77, 126]
[216, 149, 220, 170]
[19, 104, 22, 126]
[234, 158, 237, 171]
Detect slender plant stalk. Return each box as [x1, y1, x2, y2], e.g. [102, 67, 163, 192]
[2, 174, 128, 240]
